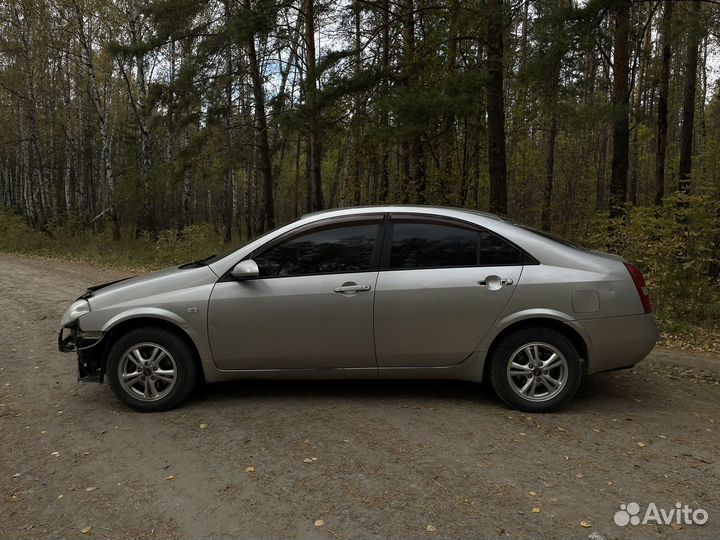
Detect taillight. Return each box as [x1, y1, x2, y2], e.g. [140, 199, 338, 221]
[624, 263, 652, 313]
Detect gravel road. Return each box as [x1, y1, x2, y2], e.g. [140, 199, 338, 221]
[1, 254, 718, 539]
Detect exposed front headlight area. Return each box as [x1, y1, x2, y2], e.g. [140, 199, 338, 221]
[58, 298, 105, 383]
[61, 299, 91, 327]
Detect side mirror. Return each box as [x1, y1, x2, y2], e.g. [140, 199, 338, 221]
[231, 259, 260, 281]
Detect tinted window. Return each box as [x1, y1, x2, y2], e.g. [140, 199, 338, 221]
[389, 222, 525, 269]
[478, 230, 523, 265]
[390, 223, 478, 269]
[254, 223, 380, 277]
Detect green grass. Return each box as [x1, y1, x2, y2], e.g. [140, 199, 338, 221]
[0, 211, 236, 273]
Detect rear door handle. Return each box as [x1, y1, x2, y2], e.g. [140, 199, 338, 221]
[334, 282, 372, 293]
[478, 276, 514, 287]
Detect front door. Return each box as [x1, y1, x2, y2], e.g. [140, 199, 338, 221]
[374, 215, 525, 367]
[208, 216, 383, 370]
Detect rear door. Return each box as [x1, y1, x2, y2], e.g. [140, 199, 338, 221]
[373, 215, 526, 367]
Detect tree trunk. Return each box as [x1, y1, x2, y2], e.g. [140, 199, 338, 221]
[629, 7, 651, 207]
[399, 0, 418, 203]
[181, 127, 192, 228]
[304, 0, 324, 211]
[352, 8, 363, 206]
[378, 0, 390, 203]
[609, 0, 630, 220]
[486, 0, 507, 215]
[654, 0, 672, 206]
[73, 0, 119, 239]
[541, 51, 561, 231]
[678, 0, 701, 194]
[222, 1, 235, 242]
[244, 16, 275, 231]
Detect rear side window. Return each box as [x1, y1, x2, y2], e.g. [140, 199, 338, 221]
[390, 223, 477, 268]
[478, 230, 523, 265]
[254, 223, 380, 277]
[388, 221, 525, 269]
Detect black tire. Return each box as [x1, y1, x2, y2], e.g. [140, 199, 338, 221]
[106, 327, 199, 411]
[488, 326, 582, 412]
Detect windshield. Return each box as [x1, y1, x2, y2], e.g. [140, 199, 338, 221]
[199, 227, 281, 265]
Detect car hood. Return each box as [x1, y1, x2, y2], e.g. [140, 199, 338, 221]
[81, 276, 133, 297]
[85, 265, 219, 311]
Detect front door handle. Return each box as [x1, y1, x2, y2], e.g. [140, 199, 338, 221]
[334, 282, 372, 293]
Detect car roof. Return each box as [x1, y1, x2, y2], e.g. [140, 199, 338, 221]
[301, 205, 505, 225]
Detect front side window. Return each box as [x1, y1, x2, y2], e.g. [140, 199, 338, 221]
[253, 222, 380, 278]
[388, 220, 524, 269]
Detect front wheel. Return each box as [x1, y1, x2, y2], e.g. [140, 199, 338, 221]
[106, 327, 199, 411]
[488, 327, 582, 412]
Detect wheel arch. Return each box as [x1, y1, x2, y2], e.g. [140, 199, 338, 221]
[102, 316, 206, 381]
[481, 317, 589, 382]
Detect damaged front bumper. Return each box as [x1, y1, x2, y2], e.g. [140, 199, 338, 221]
[58, 325, 106, 383]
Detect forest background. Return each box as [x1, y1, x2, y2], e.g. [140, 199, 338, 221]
[0, 0, 719, 349]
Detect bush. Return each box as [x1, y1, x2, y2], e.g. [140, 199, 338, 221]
[581, 194, 720, 328]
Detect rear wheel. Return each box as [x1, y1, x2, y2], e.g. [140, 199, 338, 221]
[489, 326, 582, 412]
[106, 327, 198, 411]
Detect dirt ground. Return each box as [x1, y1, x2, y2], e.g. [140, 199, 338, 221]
[0, 254, 718, 540]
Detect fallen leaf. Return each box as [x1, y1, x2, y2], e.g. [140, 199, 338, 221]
[576, 473, 584, 478]
[342, 439, 350, 443]
[580, 521, 592, 528]
[637, 442, 647, 448]
[314, 519, 324, 527]
[166, 475, 175, 480]
[84, 487, 96, 492]
[81, 452, 91, 456]
[57, 494, 63, 499]
[529, 491, 537, 496]
[303, 458, 314, 464]
[557, 427, 567, 432]
[51, 451, 60, 457]
[671, 523, 682, 530]
[199, 423, 208, 429]
[426, 524, 437, 532]
[12, 473, 21, 478]
[80, 526, 91, 534]
[245, 466, 255, 473]
[532, 507, 541, 513]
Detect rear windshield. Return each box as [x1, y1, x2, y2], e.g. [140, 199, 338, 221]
[515, 224, 588, 251]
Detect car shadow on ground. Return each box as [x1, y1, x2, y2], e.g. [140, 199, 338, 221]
[184, 371, 652, 412]
[192, 377, 494, 405]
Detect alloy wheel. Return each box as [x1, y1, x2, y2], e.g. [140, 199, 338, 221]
[118, 342, 177, 402]
[506, 342, 568, 402]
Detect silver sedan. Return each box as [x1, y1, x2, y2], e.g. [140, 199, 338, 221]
[59, 206, 658, 412]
